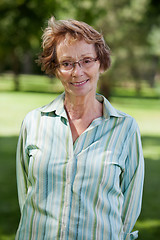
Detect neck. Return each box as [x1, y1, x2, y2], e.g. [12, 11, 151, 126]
[64, 92, 102, 121]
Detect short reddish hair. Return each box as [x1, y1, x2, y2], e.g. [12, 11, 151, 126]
[37, 17, 111, 75]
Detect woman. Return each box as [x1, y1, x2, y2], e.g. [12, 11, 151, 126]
[16, 17, 144, 240]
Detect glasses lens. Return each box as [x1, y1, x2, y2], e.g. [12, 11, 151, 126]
[59, 58, 97, 71]
[81, 58, 96, 68]
[60, 62, 73, 71]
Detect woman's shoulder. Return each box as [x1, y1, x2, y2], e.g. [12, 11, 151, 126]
[21, 107, 42, 128]
[22, 93, 65, 125]
[100, 94, 140, 135]
[99, 94, 138, 125]
[115, 108, 139, 131]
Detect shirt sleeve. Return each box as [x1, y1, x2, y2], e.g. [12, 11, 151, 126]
[121, 125, 144, 240]
[16, 119, 29, 213]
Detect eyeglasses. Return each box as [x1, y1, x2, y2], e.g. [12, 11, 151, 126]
[56, 57, 98, 71]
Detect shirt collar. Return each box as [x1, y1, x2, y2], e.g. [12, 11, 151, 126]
[95, 94, 122, 119]
[39, 92, 123, 120]
[39, 92, 67, 119]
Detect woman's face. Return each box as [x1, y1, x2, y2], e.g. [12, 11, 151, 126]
[56, 39, 102, 98]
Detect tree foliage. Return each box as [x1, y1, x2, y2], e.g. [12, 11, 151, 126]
[0, 0, 159, 92]
[0, 0, 105, 90]
[97, 0, 160, 95]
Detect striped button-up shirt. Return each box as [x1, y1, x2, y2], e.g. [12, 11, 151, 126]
[16, 93, 144, 240]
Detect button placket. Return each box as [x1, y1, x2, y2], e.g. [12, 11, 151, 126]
[60, 126, 74, 237]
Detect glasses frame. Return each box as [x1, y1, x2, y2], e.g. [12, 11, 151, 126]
[55, 57, 99, 72]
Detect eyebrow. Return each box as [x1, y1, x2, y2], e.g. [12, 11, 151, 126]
[81, 53, 94, 57]
[59, 54, 95, 61]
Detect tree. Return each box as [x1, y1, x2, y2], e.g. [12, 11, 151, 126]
[142, 0, 160, 87]
[0, 0, 105, 90]
[97, 0, 160, 97]
[0, 0, 63, 90]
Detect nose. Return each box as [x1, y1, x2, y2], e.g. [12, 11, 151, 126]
[72, 62, 84, 77]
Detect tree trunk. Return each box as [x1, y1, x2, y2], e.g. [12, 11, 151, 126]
[13, 73, 20, 91]
[12, 50, 20, 91]
[130, 65, 141, 95]
[99, 74, 111, 100]
[148, 56, 159, 88]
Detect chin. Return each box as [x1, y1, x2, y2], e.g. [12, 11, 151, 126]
[70, 88, 94, 98]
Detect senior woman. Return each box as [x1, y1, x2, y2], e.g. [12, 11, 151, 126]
[16, 17, 144, 240]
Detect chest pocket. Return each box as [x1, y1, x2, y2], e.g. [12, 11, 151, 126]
[73, 147, 124, 194]
[27, 147, 41, 185]
[101, 150, 124, 194]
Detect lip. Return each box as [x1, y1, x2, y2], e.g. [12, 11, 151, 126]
[71, 79, 89, 86]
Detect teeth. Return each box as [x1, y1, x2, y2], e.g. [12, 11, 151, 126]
[72, 80, 88, 85]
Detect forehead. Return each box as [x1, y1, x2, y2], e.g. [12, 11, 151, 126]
[56, 38, 96, 60]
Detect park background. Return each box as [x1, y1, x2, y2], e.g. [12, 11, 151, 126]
[0, 0, 160, 239]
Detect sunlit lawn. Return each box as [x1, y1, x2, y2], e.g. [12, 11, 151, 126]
[0, 74, 160, 239]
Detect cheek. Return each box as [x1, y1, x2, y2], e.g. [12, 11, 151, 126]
[58, 73, 71, 86]
[56, 70, 68, 82]
[90, 65, 101, 78]
[91, 69, 100, 80]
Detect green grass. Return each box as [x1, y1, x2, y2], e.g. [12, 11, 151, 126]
[112, 97, 160, 137]
[0, 74, 160, 239]
[0, 73, 64, 93]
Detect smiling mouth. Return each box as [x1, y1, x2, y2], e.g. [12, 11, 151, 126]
[71, 79, 89, 86]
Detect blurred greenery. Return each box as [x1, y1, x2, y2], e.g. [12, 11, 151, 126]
[0, 0, 160, 94]
[0, 75, 160, 239]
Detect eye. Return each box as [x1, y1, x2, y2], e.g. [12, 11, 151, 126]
[83, 58, 92, 64]
[62, 62, 71, 67]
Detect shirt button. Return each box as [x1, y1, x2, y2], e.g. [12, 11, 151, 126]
[66, 179, 70, 184]
[62, 225, 66, 230]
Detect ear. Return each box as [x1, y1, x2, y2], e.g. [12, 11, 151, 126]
[99, 68, 104, 74]
[55, 69, 60, 79]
